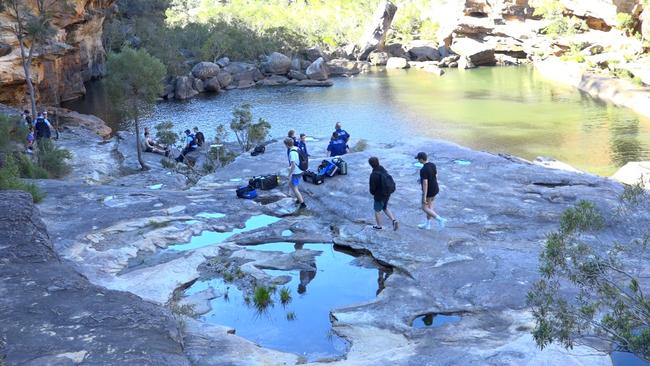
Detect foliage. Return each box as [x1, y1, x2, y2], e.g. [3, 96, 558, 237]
[527, 199, 650, 361]
[534, 0, 586, 38]
[229, 104, 271, 152]
[286, 311, 296, 321]
[560, 44, 586, 63]
[15, 153, 48, 179]
[279, 287, 292, 306]
[253, 286, 273, 310]
[155, 122, 179, 146]
[0, 154, 45, 203]
[105, 46, 166, 170]
[35, 139, 71, 178]
[616, 13, 635, 36]
[388, 1, 439, 43]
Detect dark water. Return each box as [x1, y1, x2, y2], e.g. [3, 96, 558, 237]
[412, 313, 462, 328]
[63, 67, 650, 175]
[185, 242, 387, 361]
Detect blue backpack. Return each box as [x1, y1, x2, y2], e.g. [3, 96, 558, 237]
[236, 185, 257, 199]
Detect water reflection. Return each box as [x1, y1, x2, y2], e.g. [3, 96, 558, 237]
[64, 67, 650, 175]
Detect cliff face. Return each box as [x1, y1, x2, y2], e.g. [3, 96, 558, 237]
[0, 0, 116, 108]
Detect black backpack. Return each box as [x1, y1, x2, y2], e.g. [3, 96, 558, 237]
[380, 172, 396, 195]
[251, 144, 266, 156]
[292, 147, 308, 171]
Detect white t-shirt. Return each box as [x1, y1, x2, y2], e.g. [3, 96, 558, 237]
[288, 148, 303, 175]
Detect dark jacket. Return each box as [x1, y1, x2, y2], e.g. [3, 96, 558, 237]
[327, 138, 347, 156]
[194, 131, 205, 146]
[369, 166, 389, 199]
[34, 118, 51, 139]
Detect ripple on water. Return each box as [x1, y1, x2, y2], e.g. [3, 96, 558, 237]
[186, 243, 390, 361]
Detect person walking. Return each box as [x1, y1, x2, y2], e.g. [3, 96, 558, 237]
[34, 112, 51, 141]
[285, 137, 306, 209]
[415, 152, 446, 229]
[368, 157, 398, 230]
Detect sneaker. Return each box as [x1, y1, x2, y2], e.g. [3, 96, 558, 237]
[372, 225, 383, 230]
[392, 220, 399, 231]
[436, 217, 447, 228]
[417, 222, 431, 230]
[299, 202, 307, 209]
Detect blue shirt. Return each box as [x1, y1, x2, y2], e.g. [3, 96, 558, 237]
[335, 128, 350, 143]
[327, 138, 347, 156]
[296, 140, 308, 156]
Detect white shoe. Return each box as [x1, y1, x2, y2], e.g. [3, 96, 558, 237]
[436, 217, 447, 228]
[417, 222, 431, 230]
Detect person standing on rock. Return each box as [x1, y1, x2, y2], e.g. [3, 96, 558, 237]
[285, 137, 306, 209]
[22, 110, 32, 127]
[334, 122, 350, 145]
[416, 152, 446, 230]
[193, 127, 205, 147]
[297, 133, 309, 157]
[368, 157, 398, 230]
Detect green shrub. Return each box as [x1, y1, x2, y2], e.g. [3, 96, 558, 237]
[0, 154, 45, 203]
[15, 154, 48, 179]
[36, 139, 72, 178]
[155, 121, 179, 146]
[616, 12, 635, 35]
[229, 104, 271, 152]
[279, 287, 292, 305]
[253, 286, 273, 310]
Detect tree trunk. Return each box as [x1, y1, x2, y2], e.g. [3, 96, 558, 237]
[18, 39, 38, 117]
[134, 114, 149, 171]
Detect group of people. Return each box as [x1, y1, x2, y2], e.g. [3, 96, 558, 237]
[283, 121, 446, 231]
[21, 109, 55, 152]
[141, 126, 206, 163]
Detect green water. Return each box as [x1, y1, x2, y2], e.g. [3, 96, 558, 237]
[65, 66, 650, 176]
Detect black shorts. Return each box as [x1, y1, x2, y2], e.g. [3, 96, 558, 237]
[373, 196, 389, 212]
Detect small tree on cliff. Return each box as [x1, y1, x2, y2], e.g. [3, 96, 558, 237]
[105, 46, 165, 170]
[0, 0, 59, 115]
[527, 190, 650, 361]
[229, 104, 271, 152]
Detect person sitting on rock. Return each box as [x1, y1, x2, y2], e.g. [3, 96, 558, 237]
[296, 133, 309, 157]
[175, 129, 197, 163]
[327, 132, 347, 157]
[34, 112, 51, 141]
[368, 156, 398, 230]
[193, 126, 205, 147]
[143, 128, 167, 156]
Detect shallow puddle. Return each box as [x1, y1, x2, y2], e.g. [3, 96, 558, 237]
[453, 159, 472, 166]
[186, 242, 389, 361]
[196, 212, 226, 219]
[412, 313, 462, 328]
[612, 351, 650, 366]
[169, 215, 280, 251]
[148, 184, 163, 190]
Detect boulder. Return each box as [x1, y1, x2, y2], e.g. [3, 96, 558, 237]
[331, 45, 357, 60]
[384, 43, 408, 58]
[386, 57, 410, 69]
[306, 57, 329, 80]
[458, 56, 476, 69]
[288, 70, 307, 80]
[612, 161, 650, 189]
[407, 42, 441, 61]
[223, 62, 260, 88]
[257, 75, 290, 86]
[559, 0, 616, 31]
[175, 76, 199, 100]
[191, 62, 220, 80]
[290, 58, 302, 71]
[261, 52, 291, 75]
[53, 108, 112, 138]
[454, 16, 495, 36]
[0, 42, 11, 57]
[464, 0, 492, 16]
[642, 7, 650, 42]
[192, 77, 205, 93]
[217, 72, 233, 88]
[369, 51, 390, 65]
[327, 59, 364, 75]
[204, 77, 221, 93]
[358, 0, 398, 60]
[304, 47, 327, 62]
[440, 54, 461, 67]
[451, 38, 496, 66]
[162, 82, 175, 99]
[296, 79, 333, 87]
[423, 64, 445, 75]
[216, 57, 230, 68]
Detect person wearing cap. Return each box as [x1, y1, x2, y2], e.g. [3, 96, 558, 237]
[175, 129, 197, 163]
[415, 152, 446, 230]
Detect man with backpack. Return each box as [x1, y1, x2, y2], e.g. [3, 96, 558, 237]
[416, 152, 447, 230]
[285, 137, 307, 209]
[34, 112, 51, 141]
[175, 129, 197, 163]
[368, 157, 398, 230]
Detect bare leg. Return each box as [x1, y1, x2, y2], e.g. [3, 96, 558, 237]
[291, 183, 304, 204]
[383, 208, 396, 222]
[374, 211, 382, 227]
[422, 198, 440, 220]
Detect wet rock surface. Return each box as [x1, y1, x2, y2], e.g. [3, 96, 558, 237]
[22, 125, 650, 365]
[0, 191, 190, 365]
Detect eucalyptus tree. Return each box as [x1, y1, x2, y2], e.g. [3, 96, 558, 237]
[104, 46, 166, 170]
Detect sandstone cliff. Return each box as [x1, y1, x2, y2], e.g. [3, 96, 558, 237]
[0, 0, 116, 108]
